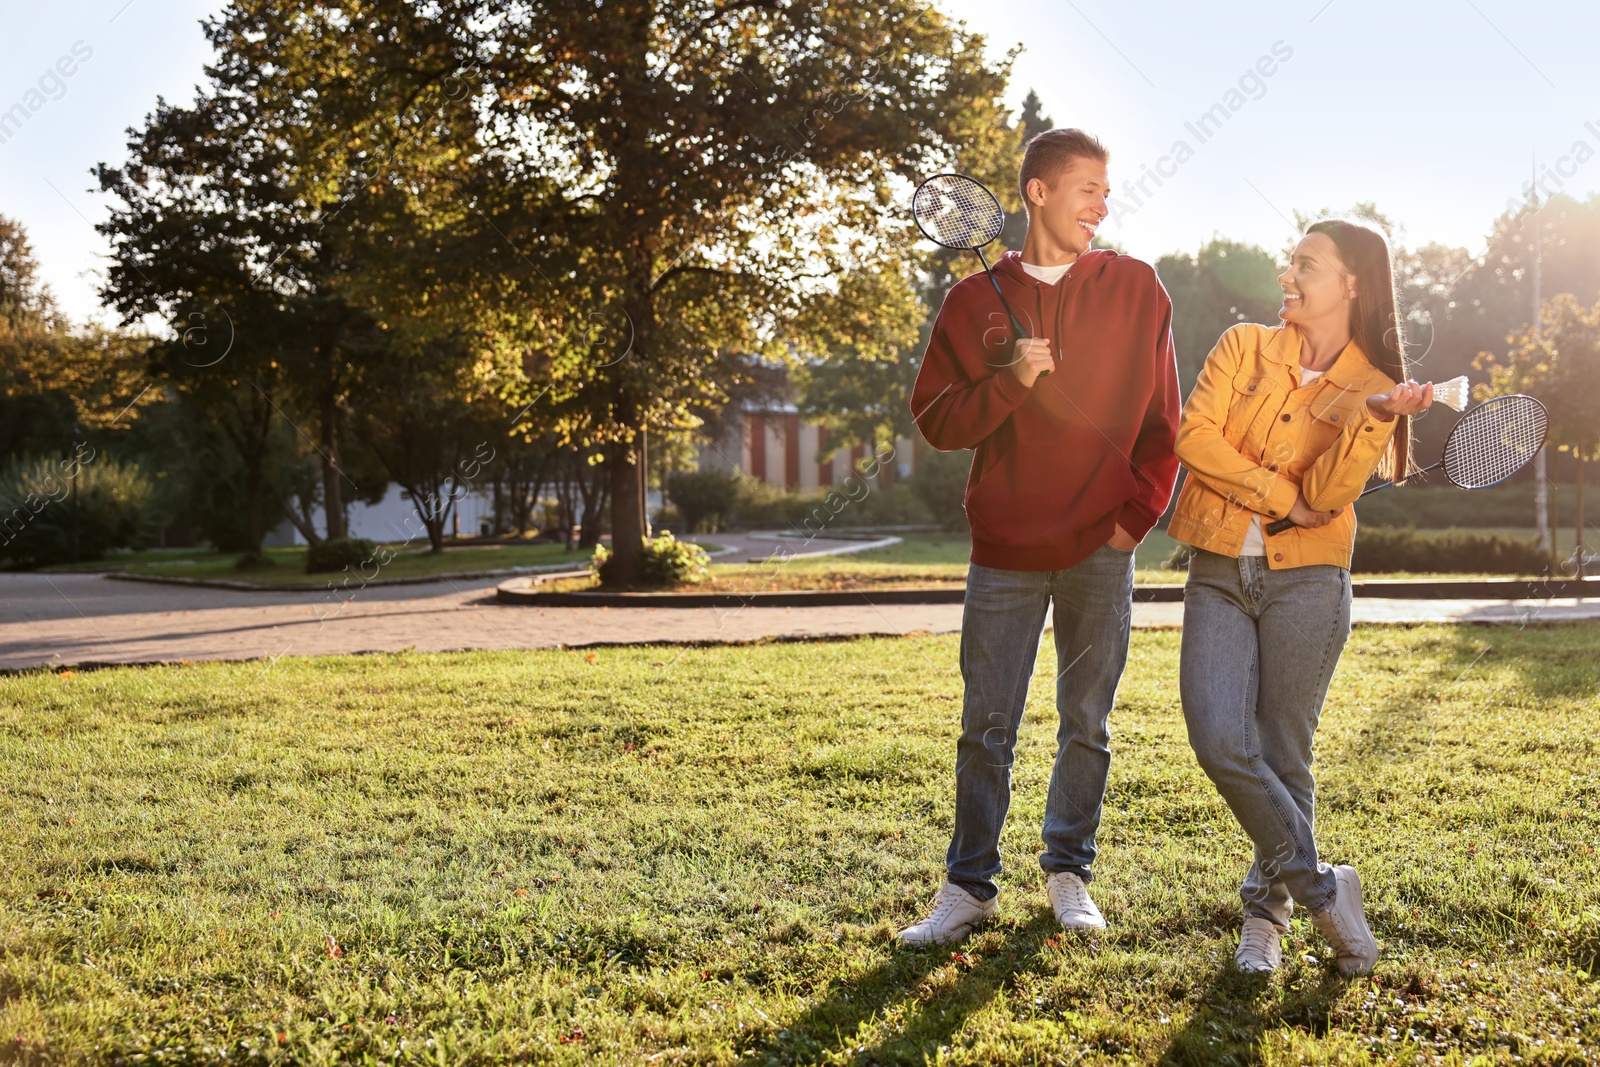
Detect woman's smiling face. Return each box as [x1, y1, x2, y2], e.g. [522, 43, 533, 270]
[1278, 232, 1356, 327]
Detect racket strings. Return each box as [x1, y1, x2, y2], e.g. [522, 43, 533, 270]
[913, 174, 1004, 250]
[1442, 396, 1549, 489]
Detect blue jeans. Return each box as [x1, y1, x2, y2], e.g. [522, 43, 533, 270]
[946, 544, 1136, 902]
[1180, 549, 1351, 926]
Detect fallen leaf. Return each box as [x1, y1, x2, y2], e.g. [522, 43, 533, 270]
[35, 888, 68, 900]
[513, 888, 529, 896]
[325, 935, 344, 958]
[585, 652, 599, 664]
[57, 670, 76, 680]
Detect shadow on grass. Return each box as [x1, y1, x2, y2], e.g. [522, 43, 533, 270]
[747, 912, 1065, 1064]
[1156, 962, 1348, 1066]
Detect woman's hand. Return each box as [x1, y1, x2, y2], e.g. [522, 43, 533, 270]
[1366, 380, 1434, 422]
[1286, 492, 1341, 529]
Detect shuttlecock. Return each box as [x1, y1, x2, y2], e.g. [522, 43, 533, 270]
[1433, 375, 1470, 412]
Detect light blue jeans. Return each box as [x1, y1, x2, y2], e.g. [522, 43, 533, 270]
[1180, 549, 1351, 926]
[946, 544, 1136, 902]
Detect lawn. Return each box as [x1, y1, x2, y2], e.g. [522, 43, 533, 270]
[3, 627, 1598, 1064]
[40, 543, 612, 586]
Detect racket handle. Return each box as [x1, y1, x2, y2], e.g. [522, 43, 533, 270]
[1264, 517, 1295, 536]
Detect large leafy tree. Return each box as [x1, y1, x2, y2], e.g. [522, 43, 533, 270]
[94, 2, 460, 545]
[247, 1, 1018, 585]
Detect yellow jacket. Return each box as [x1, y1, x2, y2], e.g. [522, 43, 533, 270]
[1168, 323, 1399, 570]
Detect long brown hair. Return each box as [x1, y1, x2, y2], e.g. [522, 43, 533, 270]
[1306, 218, 1412, 482]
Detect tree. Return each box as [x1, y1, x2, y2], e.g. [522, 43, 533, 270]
[94, 3, 447, 546]
[1, 215, 154, 463]
[1156, 239, 1282, 391]
[1477, 294, 1600, 575]
[266, 2, 1017, 585]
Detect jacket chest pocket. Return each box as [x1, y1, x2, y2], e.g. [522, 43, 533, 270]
[1304, 390, 1365, 450]
[1224, 370, 1281, 439]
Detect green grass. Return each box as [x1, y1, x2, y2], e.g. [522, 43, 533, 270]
[3, 627, 1598, 1064]
[41, 543, 609, 585]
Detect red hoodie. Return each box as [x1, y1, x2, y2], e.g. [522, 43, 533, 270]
[910, 249, 1180, 571]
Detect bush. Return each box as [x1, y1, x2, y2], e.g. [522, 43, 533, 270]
[1352, 526, 1548, 574]
[909, 448, 973, 532]
[665, 470, 742, 533]
[234, 550, 276, 571]
[305, 537, 379, 574]
[1352, 480, 1576, 529]
[591, 530, 711, 588]
[0, 451, 155, 566]
[1161, 526, 1548, 575]
[731, 477, 934, 533]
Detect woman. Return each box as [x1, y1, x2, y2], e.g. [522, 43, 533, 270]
[1167, 219, 1433, 976]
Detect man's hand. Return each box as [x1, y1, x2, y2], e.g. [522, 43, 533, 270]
[1108, 523, 1140, 552]
[1008, 338, 1054, 388]
[1285, 491, 1342, 529]
[1366, 380, 1433, 422]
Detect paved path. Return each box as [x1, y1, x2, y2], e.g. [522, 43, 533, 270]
[2, 572, 1596, 670]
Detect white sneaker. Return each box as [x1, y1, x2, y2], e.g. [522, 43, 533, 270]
[1045, 872, 1106, 929]
[1235, 916, 1283, 973]
[1310, 865, 1379, 975]
[897, 883, 998, 945]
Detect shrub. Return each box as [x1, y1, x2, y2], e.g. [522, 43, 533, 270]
[234, 550, 277, 571]
[909, 448, 973, 532]
[1161, 527, 1548, 575]
[1352, 481, 1576, 529]
[665, 470, 742, 533]
[591, 530, 711, 588]
[0, 451, 155, 566]
[305, 537, 379, 574]
[1352, 526, 1548, 574]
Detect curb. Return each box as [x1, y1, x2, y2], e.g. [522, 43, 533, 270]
[109, 562, 594, 593]
[496, 575, 1600, 608]
[497, 580, 1189, 607]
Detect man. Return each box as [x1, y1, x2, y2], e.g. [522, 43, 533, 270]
[900, 128, 1180, 944]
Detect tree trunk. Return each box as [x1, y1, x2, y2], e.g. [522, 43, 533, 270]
[282, 497, 322, 545]
[320, 384, 347, 541]
[243, 460, 263, 554]
[579, 455, 612, 550]
[1576, 458, 1586, 578]
[605, 404, 645, 584]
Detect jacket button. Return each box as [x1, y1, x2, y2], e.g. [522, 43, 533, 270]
[1248, 384, 1257, 392]
[1364, 426, 1373, 432]
[1280, 413, 1291, 422]
[1273, 552, 1284, 562]
[1331, 413, 1341, 422]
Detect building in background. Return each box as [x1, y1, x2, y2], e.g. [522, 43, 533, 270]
[696, 401, 923, 489]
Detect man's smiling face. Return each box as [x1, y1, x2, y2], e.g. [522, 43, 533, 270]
[1026, 156, 1110, 259]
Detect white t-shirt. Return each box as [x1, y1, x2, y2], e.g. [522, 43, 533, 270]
[1240, 365, 1327, 556]
[1021, 260, 1073, 285]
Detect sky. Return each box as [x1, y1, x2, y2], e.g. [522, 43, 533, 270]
[3, 0, 1599, 325]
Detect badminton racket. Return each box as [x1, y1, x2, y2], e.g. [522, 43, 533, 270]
[1266, 393, 1548, 536]
[912, 173, 1044, 377]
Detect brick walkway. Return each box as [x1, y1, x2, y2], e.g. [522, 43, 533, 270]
[2, 572, 1595, 670]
